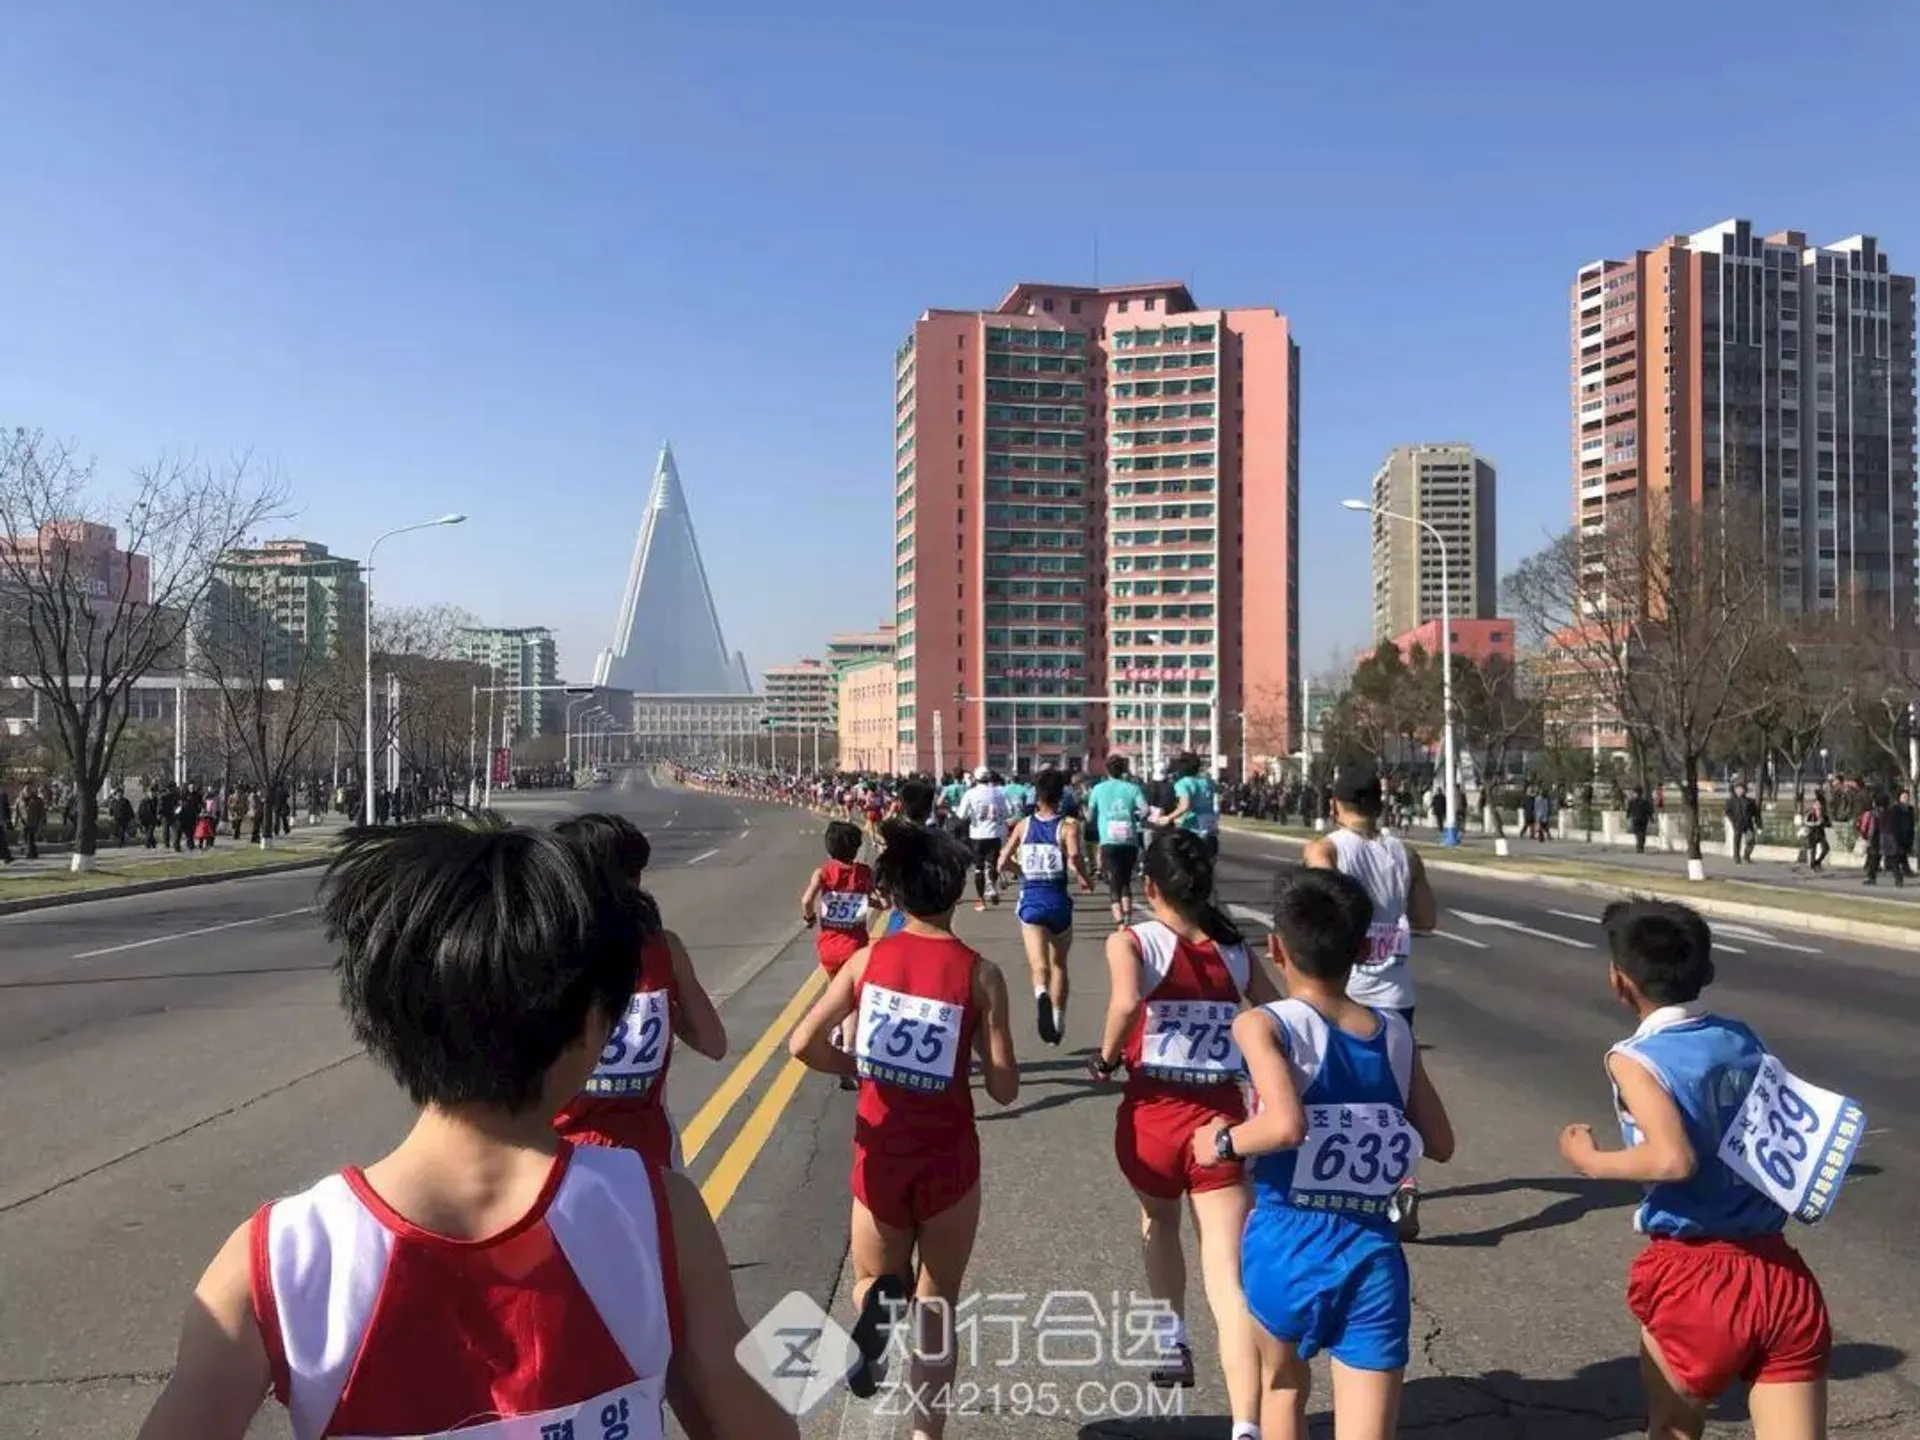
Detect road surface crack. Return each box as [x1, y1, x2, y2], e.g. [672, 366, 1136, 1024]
[1404, 1293, 1644, 1432]
[0, 1051, 362, 1218]
[0, 1368, 171, 1388]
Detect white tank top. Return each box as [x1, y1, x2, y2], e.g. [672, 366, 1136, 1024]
[1327, 826, 1415, 1011]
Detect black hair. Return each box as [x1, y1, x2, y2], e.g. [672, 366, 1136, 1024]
[872, 819, 970, 918]
[318, 823, 655, 1114]
[1601, 898, 1716, 1005]
[1143, 829, 1242, 947]
[824, 819, 865, 862]
[1105, 754, 1129, 779]
[552, 811, 651, 878]
[1034, 768, 1066, 807]
[897, 777, 937, 824]
[1269, 867, 1375, 980]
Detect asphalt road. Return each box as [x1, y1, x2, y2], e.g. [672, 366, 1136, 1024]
[4, 786, 1915, 1439]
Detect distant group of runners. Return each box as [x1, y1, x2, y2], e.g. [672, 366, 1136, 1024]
[138, 758, 1863, 1440]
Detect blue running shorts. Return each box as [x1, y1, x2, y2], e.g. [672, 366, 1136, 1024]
[1016, 894, 1074, 935]
[1241, 1203, 1410, 1372]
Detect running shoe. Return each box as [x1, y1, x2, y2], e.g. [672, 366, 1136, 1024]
[1390, 1182, 1421, 1241]
[1036, 994, 1058, 1046]
[845, 1272, 910, 1398]
[1149, 1341, 1195, 1389]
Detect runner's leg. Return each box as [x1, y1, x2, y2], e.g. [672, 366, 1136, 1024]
[1639, 1330, 1709, 1440]
[1046, 923, 1071, 1037]
[1020, 921, 1056, 1043]
[905, 1185, 983, 1440]
[1746, 1380, 1827, 1440]
[1189, 1182, 1261, 1428]
[1134, 1189, 1190, 1380]
[1256, 1330, 1310, 1440]
[1327, 1358, 1405, 1440]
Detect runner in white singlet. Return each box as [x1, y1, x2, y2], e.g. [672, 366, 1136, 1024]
[1301, 762, 1437, 1241]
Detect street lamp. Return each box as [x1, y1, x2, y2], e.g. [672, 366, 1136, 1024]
[565, 695, 596, 772]
[1342, 497, 1460, 846]
[363, 513, 466, 824]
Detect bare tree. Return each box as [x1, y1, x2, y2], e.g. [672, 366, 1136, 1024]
[323, 603, 481, 793]
[1839, 616, 1920, 788]
[1454, 655, 1540, 837]
[191, 589, 342, 846]
[0, 430, 286, 866]
[1507, 499, 1779, 869]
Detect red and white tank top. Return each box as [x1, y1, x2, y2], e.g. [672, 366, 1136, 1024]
[852, 931, 980, 1155]
[250, 1143, 679, 1439]
[817, 860, 874, 934]
[1123, 920, 1251, 1106]
[554, 935, 679, 1167]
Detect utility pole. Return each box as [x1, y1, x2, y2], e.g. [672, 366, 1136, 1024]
[933, 709, 945, 778]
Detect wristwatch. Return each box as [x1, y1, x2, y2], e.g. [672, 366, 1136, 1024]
[1214, 1125, 1239, 1162]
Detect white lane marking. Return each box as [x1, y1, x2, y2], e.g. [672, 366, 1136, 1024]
[1713, 923, 1822, 955]
[1548, 907, 1747, 952]
[1449, 908, 1590, 949]
[1864, 1128, 1889, 1137]
[72, 907, 313, 959]
[1430, 928, 1489, 949]
[686, 849, 719, 866]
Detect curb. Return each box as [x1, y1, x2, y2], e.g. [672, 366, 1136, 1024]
[0, 853, 332, 917]
[1223, 824, 1920, 954]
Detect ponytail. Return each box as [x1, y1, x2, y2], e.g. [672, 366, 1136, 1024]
[1142, 830, 1241, 946]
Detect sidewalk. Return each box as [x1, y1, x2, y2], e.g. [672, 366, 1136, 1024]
[0, 815, 350, 912]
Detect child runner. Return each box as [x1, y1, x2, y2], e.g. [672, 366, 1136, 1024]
[788, 820, 1020, 1440]
[552, 812, 729, 1171]
[135, 822, 796, 1440]
[1088, 754, 1152, 929]
[802, 819, 877, 1087]
[1560, 899, 1854, 1440]
[996, 767, 1095, 1046]
[1196, 867, 1455, 1440]
[1088, 829, 1279, 1439]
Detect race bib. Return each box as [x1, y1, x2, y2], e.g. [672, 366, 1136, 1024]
[1140, 999, 1241, 1083]
[855, 982, 963, 1092]
[1716, 1053, 1867, 1224]
[1360, 918, 1411, 968]
[338, 1383, 657, 1440]
[1020, 843, 1065, 878]
[820, 890, 867, 928]
[1104, 818, 1136, 845]
[585, 989, 670, 1096]
[1289, 1104, 1422, 1217]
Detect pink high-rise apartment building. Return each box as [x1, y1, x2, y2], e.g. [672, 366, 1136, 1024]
[892, 282, 1299, 778]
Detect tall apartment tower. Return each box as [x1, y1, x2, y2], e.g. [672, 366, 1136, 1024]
[1367, 444, 1498, 642]
[206, 539, 364, 672]
[454, 626, 560, 737]
[1573, 219, 1917, 619]
[892, 281, 1298, 778]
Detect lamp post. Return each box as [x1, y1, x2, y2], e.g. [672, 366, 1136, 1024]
[1342, 498, 1460, 845]
[565, 695, 596, 773]
[362, 514, 466, 824]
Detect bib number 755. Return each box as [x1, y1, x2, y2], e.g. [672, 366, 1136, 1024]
[867, 1014, 949, 1066]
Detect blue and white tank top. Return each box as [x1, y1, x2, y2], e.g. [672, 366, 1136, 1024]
[1609, 1005, 1789, 1239]
[1018, 814, 1069, 893]
[1247, 998, 1419, 1228]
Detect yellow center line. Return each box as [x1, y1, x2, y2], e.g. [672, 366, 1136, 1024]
[678, 964, 827, 1165]
[700, 1055, 814, 1220]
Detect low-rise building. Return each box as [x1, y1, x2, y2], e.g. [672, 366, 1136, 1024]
[1386, 618, 1517, 669]
[837, 655, 898, 775]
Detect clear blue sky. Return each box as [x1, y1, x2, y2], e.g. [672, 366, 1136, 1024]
[4, 0, 1915, 683]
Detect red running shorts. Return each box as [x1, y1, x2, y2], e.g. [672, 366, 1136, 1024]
[1115, 1093, 1245, 1201]
[1629, 1234, 1831, 1400]
[852, 1139, 981, 1231]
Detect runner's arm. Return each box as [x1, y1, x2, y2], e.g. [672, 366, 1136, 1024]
[787, 952, 867, 1077]
[1210, 1008, 1307, 1158]
[1561, 1052, 1695, 1183]
[972, 959, 1021, 1105]
[1240, 950, 1284, 1007]
[1300, 835, 1337, 869]
[134, 1222, 271, 1440]
[661, 1170, 803, 1440]
[1063, 817, 1094, 888]
[1405, 1051, 1455, 1162]
[665, 929, 728, 1060]
[798, 866, 824, 926]
[1404, 850, 1438, 933]
[995, 817, 1027, 873]
[1095, 929, 1145, 1070]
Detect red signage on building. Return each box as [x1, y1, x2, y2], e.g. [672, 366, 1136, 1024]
[491, 747, 513, 785]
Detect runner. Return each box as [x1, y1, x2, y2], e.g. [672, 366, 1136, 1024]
[787, 821, 1021, 1439]
[1088, 754, 1152, 928]
[135, 823, 796, 1440]
[1087, 829, 1279, 1437]
[802, 819, 876, 1087]
[957, 765, 1011, 911]
[869, 778, 941, 942]
[1166, 752, 1222, 862]
[1301, 761, 1437, 1241]
[1198, 866, 1455, 1440]
[553, 812, 728, 1172]
[996, 767, 1095, 1046]
[1560, 899, 1853, 1440]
